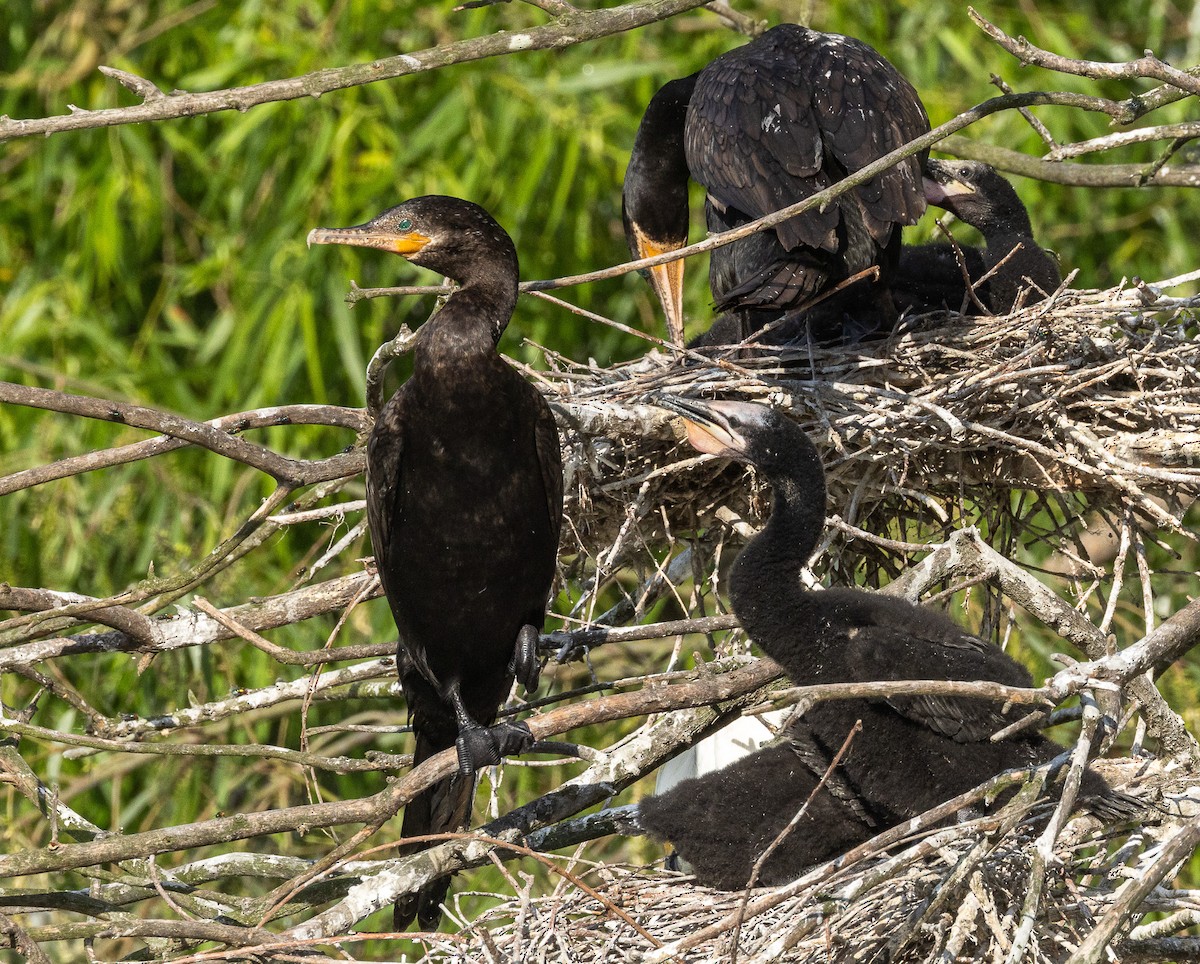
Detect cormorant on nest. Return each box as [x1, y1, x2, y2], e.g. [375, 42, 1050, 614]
[309, 196, 562, 929]
[896, 159, 1062, 316]
[622, 25, 930, 348]
[639, 398, 1118, 889]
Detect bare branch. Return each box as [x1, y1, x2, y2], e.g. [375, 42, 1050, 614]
[0, 0, 711, 142]
[0, 382, 363, 488]
[0, 572, 381, 668]
[0, 404, 367, 497]
[1048, 594, 1200, 700]
[1067, 819, 1200, 964]
[1048, 122, 1200, 161]
[971, 8, 1200, 97]
[938, 135, 1200, 187]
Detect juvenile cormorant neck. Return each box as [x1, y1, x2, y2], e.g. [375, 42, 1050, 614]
[728, 434, 827, 636]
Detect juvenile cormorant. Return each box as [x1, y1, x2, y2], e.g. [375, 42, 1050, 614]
[622, 25, 930, 346]
[640, 727, 876, 888]
[640, 398, 1113, 886]
[309, 196, 563, 929]
[895, 159, 1062, 316]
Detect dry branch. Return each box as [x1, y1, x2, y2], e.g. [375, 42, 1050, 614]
[0, 0, 711, 142]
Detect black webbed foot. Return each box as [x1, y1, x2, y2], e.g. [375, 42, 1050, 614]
[509, 624, 542, 694]
[454, 720, 535, 778]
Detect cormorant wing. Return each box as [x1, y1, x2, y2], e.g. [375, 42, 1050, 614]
[785, 725, 877, 829]
[840, 605, 1038, 744]
[533, 392, 564, 554]
[806, 33, 929, 244]
[365, 391, 407, 584]
[685, 32, 839, 253]
[684, 26, 927, 254]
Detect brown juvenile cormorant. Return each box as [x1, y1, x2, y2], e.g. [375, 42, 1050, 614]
[309, 196, 562, 929]
[895, 159, 1062, 316]
[622, 25, 930, 347]
[639, 398, 1115, 887]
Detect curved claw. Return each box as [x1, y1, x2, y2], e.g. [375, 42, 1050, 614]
[509, 624, 542, 694]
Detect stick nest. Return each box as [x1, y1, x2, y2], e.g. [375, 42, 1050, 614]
[538, 278, 1200, 569]
[448, 758, 1199, 964]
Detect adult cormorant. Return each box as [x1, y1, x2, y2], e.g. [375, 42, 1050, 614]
[640, 398, 1112, 886]
[896, 159, 1062, 316]
[622, 25, 930, 347]
[309, 196, 563, 929]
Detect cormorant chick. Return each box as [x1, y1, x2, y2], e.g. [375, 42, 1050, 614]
[896, 159, 1062, 316]
[622, 25, 930, 347]
[640, 398, 1114, 888]
[309, 196, 562, 929]
[639, 724, 876, 888]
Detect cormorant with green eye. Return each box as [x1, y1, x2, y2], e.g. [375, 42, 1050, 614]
[622, 25, 930, 347]
[309, 196, 562, 929]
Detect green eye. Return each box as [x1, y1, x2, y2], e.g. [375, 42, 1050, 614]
[398, 218, 413, 231]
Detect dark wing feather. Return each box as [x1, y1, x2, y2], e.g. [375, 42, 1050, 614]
[838, 598, 1037, 743]
[686, 28, 838, 252]
[685, 25, 928, 254]
[533, 391, 564, 568]
[365, 390, 406, 592]
[805, 31, 929, 243]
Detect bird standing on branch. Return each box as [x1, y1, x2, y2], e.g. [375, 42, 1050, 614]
[309, 196, 562, 929]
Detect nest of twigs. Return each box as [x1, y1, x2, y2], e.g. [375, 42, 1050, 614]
[534, 275, 1200, 571]
[451, 277, 1200, 964]
[444, 756, 1199, 964]
[3, 279, 1200, 963]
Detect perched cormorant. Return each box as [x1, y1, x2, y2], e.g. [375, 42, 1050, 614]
[308, 196, 563, 929]
[895, 159, 1062, 316]
[622, 25, 930, 347]
[640, 398, 1113, 887]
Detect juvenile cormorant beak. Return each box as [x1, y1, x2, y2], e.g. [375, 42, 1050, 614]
[307, 218, 431, 257]
[630, 226, 686, 346]
[922, 169, 977, 207]
[658, 395, 759, 458]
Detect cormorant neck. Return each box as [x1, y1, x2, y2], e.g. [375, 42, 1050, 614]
[968, 194, 1034, 245]
[623, 74, 696, 244]
[423, 242, 519, 348]
[729, 448, 827, 634]
[458, 256, 519, 345]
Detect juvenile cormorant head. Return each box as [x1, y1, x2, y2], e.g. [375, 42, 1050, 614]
[922, 160, 1034, 239]
[308, 195, 518, 289]
[659, 396, 821, 488]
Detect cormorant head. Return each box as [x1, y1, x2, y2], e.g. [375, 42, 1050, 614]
[308, 195, 518, 287]
[922, 160, 1031, 237]
[657, 396, 821, 487]
[622, 75, 697, 346]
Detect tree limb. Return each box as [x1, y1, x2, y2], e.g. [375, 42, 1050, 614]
[0, 0, 711, 142]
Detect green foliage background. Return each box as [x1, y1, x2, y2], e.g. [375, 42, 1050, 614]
[2, 0, 1199, 955]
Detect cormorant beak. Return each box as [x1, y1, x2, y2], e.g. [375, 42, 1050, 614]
[631, 226, 686, 346]
[307, 222, 432, 257]
[923, 174, 975, 206]
[657, 395, 749, 458]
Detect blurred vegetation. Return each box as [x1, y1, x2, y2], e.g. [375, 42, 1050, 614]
[2, 0, 1199, 957]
